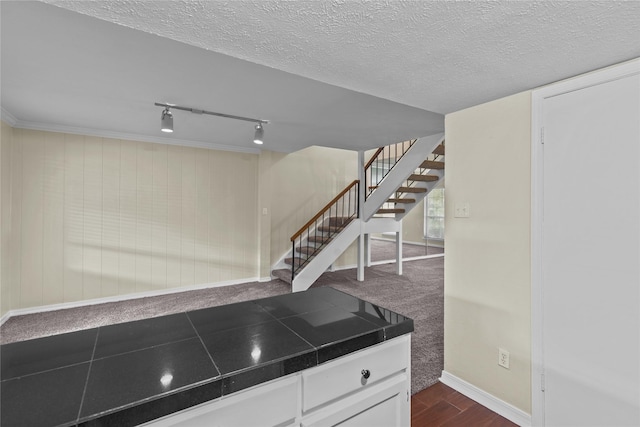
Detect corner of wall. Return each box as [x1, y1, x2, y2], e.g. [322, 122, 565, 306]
[1, 120, 15, 317]
[267, 146, 358, 269]
[443, 91, 532, 414]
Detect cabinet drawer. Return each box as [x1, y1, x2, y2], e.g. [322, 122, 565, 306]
[302, 336, 409, 412]
[144, 375, 298, 427]
[302, 373, 408, 427]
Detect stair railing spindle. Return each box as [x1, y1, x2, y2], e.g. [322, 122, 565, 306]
[289, 180, 360, 281]
[342, 194, 345, 224]
[363, 139, 417, 199]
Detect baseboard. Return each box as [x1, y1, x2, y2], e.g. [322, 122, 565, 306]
[371, 236, 435, 247]
[0, 276, 264, 325]
[371, 236, 445, 249]
[369, 252, 444, 266]
[439, 371, 531, 427]
[332, 263, 358, 271]
[0, 311, 12, 326]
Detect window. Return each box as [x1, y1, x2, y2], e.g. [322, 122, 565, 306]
[425, 188, 444, 240]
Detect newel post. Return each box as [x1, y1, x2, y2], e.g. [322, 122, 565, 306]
[357, 151, 365, 281]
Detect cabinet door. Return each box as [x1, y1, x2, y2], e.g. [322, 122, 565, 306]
[540, 66, 640, 426]
[338, 391, 401, 427]
[302, 373, 409, 427]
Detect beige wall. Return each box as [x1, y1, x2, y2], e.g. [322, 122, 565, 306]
[1, 127, 260, 314]
[0, 124, 362, 316]
[373, 198, 426, 245]
[400, 198, 426, 244]
[444, 91, 532, 413]
[265, 146, 359, 268]
[375, 197, 445, 248]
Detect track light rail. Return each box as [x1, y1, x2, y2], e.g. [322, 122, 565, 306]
[154, 102, 269, 124]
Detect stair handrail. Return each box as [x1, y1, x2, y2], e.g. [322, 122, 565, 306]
[290, 179, 360, 282]
[364, 147, 385, 171]
[364, 139, 417, 199]
[290, 179, 360, 242]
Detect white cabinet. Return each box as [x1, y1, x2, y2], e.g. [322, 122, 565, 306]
[301, 373, 408, 427]
[301, 335, 410, 427]
[302, 334, 408, 412]
[144, 335, 410, 427]
[144, 375, 298, 427]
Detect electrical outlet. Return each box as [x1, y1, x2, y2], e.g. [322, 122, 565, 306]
[498, 348, 510, 369]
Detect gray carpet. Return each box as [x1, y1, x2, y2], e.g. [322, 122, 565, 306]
[0, 250, 444, 394]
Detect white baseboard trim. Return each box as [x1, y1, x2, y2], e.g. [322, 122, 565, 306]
[370, 236, 443, 248]
[324, 252, 445, 272]
[369, 252, 444, 266]
[0, 311, 12, 326]
[0, 276, 264, 325]
[332, 263, 358, 271]
[439, 371, 531, 427]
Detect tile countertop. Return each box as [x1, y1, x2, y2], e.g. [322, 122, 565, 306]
[0, 287, 414, 427]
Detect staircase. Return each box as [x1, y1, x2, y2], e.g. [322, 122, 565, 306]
[272, 132, 445, 292]
[370, 146, 445, 220]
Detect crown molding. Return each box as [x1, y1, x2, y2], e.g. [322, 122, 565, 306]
[5, 117, 262, 154]
[1, 107, 18, 126]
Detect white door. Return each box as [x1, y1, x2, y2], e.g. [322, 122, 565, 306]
[538, 63, 640, 426]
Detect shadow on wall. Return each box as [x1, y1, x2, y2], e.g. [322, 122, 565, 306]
[444, 294, 531, 413]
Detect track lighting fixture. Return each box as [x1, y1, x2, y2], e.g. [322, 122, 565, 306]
[155, 102, 268, 145]
[253, 123, 264, 145]
[161, 108, 173, 133]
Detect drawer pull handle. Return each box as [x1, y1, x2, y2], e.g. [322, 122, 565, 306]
[361, 369, 371, 379]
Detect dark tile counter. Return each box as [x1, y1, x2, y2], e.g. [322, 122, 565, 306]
[0, 287, 413, 426]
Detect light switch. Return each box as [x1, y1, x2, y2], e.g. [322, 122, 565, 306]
[262, 208, 268, 215]
[454, 202, 470, 218]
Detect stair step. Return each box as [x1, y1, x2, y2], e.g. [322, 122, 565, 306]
[327, 216, 353, 226]
[308, 235, 333, 244]
[387, 198, 416, 204]
[396, 186, 427, 193]
[295, 246, 317, 255]
[420, 160, 445, 169]
[377, 208, 405, 214]
[433, 144, 445, 156]
[284, 256, 313, 267]
[408, 174, 439, 182]
[272, 268, 292, 285]
[317, 225, 344, 233]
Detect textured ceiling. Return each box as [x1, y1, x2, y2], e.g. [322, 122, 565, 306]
[2, 1, 639, 153]
[1, 2, 442, 153]
[43, 0, 640, 113]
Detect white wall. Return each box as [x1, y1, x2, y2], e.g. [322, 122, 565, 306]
[444, 91, 532, 413]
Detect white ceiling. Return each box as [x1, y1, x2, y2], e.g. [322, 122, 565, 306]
[2, 1, 640, 153]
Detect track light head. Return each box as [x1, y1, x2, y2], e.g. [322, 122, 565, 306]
[155, 102, 269, 144]
[253, 123, 264, 145]
[161, 108, 173, 133]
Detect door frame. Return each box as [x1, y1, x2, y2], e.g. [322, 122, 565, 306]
[531, 58, 640, 426]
